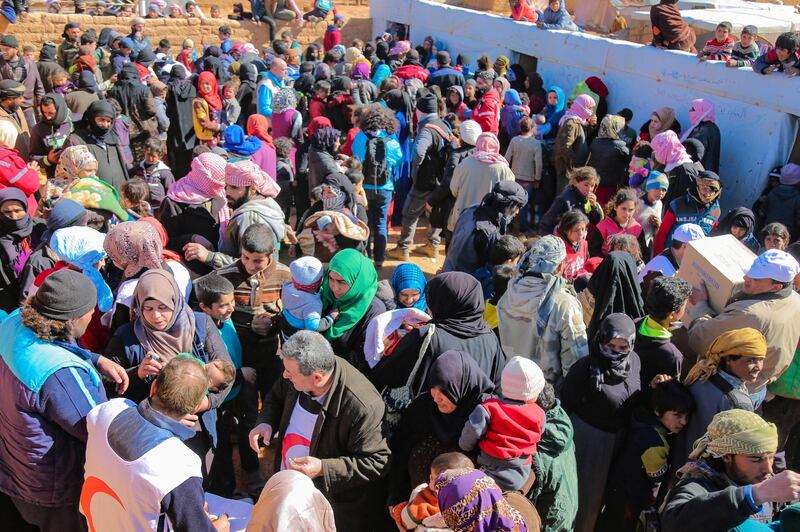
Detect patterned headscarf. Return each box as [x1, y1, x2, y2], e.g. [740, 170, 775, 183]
[272, 87, 298, 114]
[469, 133, 507, 165]
[104, 221, 163, 278]
[493, 55, 510, 77]
[390, 263, 427, 311]
[683, 327, 767, 386]
[689, 409, 777, 460]
[225, 160, 281, 199]
[435, 469, 527, 532]
[55, 145, 97, 183]
[166, 152, 229, 221]
[597, 114, 625, 140]
[64, 176, 129, 222]
[516, 235, 567, 337]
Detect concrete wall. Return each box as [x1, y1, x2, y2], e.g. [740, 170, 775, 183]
[372, 0, 799, 211]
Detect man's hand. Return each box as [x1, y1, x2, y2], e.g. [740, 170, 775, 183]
[689, 282, 708, 305]
[183, 242, 210, 263]
[752, 471, 800, 505]
[211, 514, 230, 532]
[136, 352, 163, 380]
[249, 423, 273, 452]
[96, 356, 130, 395]
[650, 374, 673, 389]
[288, 456, 323, 479]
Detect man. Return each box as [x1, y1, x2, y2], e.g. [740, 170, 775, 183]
[0, 79, 30, 159]
[387, 91, 453, 261]
[257, 58, 287, 118]
[426, 50, 466, 93]
[80, 357, 229, 532]
[639, 222, 705, 284]
[686, 249, 800, 390]
[472, 70, 500, 134]
[183, 160, 285, 269]
[0, 34, 43, 130]
[58, 22, 82, 69]
[497, 234, 589, 387]
[0, 270, 127, 532]
[248, 330, 391, 532]
[37, 41, 62, 93]
[126, 17, 152, 58]
[661, 409, 800, 531]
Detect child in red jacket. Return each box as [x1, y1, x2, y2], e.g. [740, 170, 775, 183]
[459, 356, 546, 492]
[509, 0, 537, 23]
[323, 14, 344, 52]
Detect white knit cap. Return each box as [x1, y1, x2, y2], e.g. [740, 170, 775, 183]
[289, 256, 324, 286]
[746, 250, 800, 283]
[459, 120, 482, 147]
[501, 356, 545, 402]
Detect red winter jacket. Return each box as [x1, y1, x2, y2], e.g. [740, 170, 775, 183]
[478, 398, 544, 460]
[395, 63, 430, 83]
[324, 26, 341, 53]
[472, 89, 500, 134]
[309, 95, 328, 120]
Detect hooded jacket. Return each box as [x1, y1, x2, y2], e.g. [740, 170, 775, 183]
[207, 196, 286, 269]
[763, 184, 800, 239]
[427, 65, 466, 93]
[107, 63, 158, 142]
[473, 88, 500, 134]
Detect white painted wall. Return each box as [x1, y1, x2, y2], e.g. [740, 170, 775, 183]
[372, 0, 799, 212]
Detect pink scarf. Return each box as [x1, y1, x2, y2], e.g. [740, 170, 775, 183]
[681, 98, 717, 141]
[468, 132, 508, 164]
[652, 130, 693, 173]
[166, 152, 230, 222]
[559, 94, 595, 126]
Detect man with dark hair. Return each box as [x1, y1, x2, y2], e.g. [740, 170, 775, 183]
[0, 34, 44, 131]
[248, 330, 390, 532]
[81, 356, 230, 531]
[472, 70, 501, 134]
[427, 50, 465, 93]
[636, 276, 693, 388]
[753, 31, 800, 76]
[0, 79, 30, 159]
[58, 22, 82, 69]
[0, 269, 127, 532]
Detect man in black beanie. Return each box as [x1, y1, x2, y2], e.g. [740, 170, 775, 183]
[387, 89, 454, 261]
[0, 269, 127, 532]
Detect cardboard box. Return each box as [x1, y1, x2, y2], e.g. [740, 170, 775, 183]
[677, 234, 757, 313]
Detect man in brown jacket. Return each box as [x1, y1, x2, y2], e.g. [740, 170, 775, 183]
[249, 330, 391, 532]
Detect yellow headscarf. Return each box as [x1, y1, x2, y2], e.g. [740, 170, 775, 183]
[689, 409, 777, 460]
[493, 55, 510, 77]
[683, 328, 767, 386]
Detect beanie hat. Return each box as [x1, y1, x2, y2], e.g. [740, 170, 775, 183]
[44, 198, 87, 240]
[746, 249, 800, 283]
[501, 356, 545, 402]
[780, 163, 800, 186]
[416, 92, 438, 114]
[644, 170, 669, 192]
[32, 269, 97, 320]
[120, 37, 135, 50]
[459, 120, 481, 146]
[290, 256, 324, 288]
[742, 24, 758, 36]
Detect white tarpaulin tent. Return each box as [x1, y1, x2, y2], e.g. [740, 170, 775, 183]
[372, 0, 799, 211]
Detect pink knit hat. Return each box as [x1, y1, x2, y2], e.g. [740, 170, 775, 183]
[224, 160, 281, 199]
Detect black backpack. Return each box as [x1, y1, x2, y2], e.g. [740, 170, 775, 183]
[363, 134, 391, 187]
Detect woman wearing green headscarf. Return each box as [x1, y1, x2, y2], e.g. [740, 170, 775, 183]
[321, 249, 385, 367]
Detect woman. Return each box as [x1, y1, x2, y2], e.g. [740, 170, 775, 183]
[165, 64, 198, 179]
[390, 262, 428, 311]
[29, 92, 76, 179]
[248, 470, 336, 532]
[561, 313, 642, 532]
[107, 62, 159, 162]
[221, 124, 264, 162]
[554, 94, 596, 192]
[651, 130, 702, 207]
[235, 62, 259, 128]
[373, 271, 505, 396]
[536, 86, 566, 140]
[246, 115, 278, 179]
[321, 248, 385, 365]
[383, 88, 415, 225]
[271, 87, 303, 145]
[105, 268, 232, 465]
[639, 107, 679, 143]
[448, 133, 515, 233]
[389, 350, 495, 505]
[193, 71, 223, 143]
[0, 122, 40, 213]
[103, 220, 192, 329]
[712, 207, 759, 252]
[685, 98, 721, 173]
[650, 0, 696, 52]
[586, 251, 645, 340]
[525, 72, 546, 114]
[0, 188, 45, 311]
[589, 114, 630, 206]
[435, 468, 529, 532]
[307, 126, 342, 194]
[64, 70, 100, 117]
[499, 89, 526, 149]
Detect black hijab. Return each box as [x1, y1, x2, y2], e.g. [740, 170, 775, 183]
[166, 65, 197, 151]
[509, 64, 526, 93]
[476, 181, 528, 231]
[383, 89, 414, 134]
[40, 92, 69, 126]
[587, 251, 645, 340]
[0, 188, 34, 267]
[589, 313, 636, 391]
[311, 127, 341, 154]
[427, 350, 495, 443]
[426, 272, 492, 338]
[203, 50, 226, 83]
[294, 71, 315, 95]
[80, 99, 117, 144]
[108, 63, 145, 117]
[713, 207, 755, 238]
[376, 40, 390, 62]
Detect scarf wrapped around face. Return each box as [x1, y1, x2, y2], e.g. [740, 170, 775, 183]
[104, 221, 163, 278]
[651, 130, 693, 173]
[435, 468, 527, 532]
[683, 327, 767, 386]
[689, 409, 777, 461]
[559, 94, 595, 126]
[469, 132, 508, 165]
[516, 235, 567, 336]
[0, 188, 35, 276]
[321, 249, 378, 340]
[131, 268, 196, 359]
[589, 313, 636, 391]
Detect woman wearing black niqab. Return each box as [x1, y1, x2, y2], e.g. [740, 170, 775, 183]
[586, 251, 645, 340]
[165, 64, 198, 178]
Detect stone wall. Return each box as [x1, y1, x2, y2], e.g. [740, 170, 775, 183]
[5, 4, 371, 54]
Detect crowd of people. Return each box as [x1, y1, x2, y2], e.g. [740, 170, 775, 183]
[1, 3, 800, 532]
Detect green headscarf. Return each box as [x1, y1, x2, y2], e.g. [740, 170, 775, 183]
[321, 249, 378, 340]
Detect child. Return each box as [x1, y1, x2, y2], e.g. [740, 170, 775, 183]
[473, 234, 526, 300]
[753, 31, 800, 76]
[713, 207, 759, 252]
[345, 157, 367, 207]
[195, 273, 241, 374]
[51, 69, 74, 95]
[540, 166, 604, 236]
[484, 264, 516, 333]
[557, 209, 590, 280]
[323, 14, 345, 52]
[459, 356, 546, 492]
[309, 80, 331, 119]
[340, 105, 366, 156]
[176, 38, 197, 73]
[627, 141, 653, 189]
[762, 163, 800, 240]
[280, 256, 339, 339]
[221, 78, 241, 128]
[727, 25, 761, 68]
[509, 0, 537, 23]
[698, 21, 734, 61]
[120, 178, 151, 218]
[760, 222, 790, 251]
[598, 380, 695, 532]
[130, 138, 175, 213]
[205, 358, 236, 392]
[302, 0, 336, 23]
[193, 72, 223, 143]
[635, 171, 669, 253]
[150, 81, 169, 141]
[391, 451, 474, 531]
[617, 108, 636, 147]
[463, 79, 478, 109]
[590, 188, 648, 259]
[210, 3, 221, 18]
[505, 117, 542, 233]
[22, 45, 35, 61]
